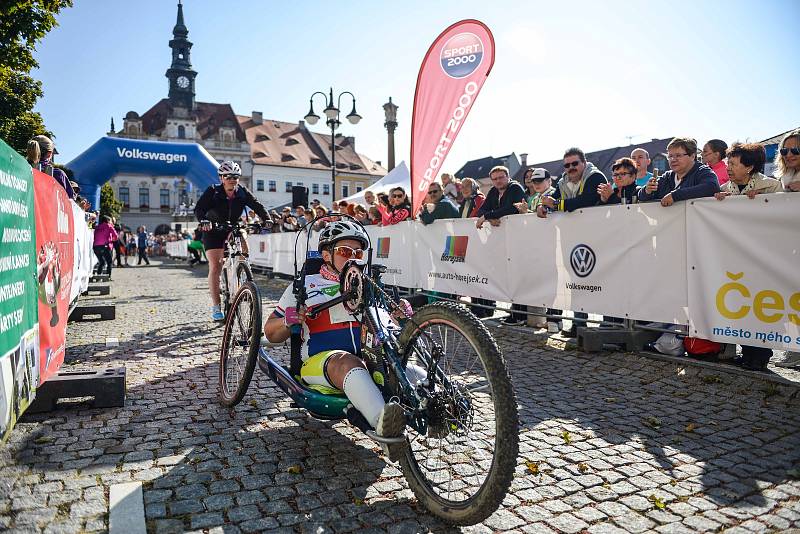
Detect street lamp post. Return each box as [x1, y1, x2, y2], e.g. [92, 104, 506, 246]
[304, 88, 361, 203]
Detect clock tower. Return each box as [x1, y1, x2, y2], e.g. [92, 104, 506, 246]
[165, 1, 197, 111]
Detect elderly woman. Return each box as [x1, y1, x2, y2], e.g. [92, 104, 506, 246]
[774, 129, 800, 193]
[710, 142, 780, 372]
[376, 187, 411, 225]
[459, 177, 485, 218]
[715, 143, 781, 201]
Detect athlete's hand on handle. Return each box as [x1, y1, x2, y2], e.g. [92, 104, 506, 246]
[283, 306, 307, 327]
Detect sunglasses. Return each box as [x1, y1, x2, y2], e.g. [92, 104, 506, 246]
[333, 245, 365, 260]
[221, 174, 240, 180]
[564, 161, 581, 169]
[391, 193, 406, 198]
[427, 190, 441, 194]
[780, 147, 800, 156]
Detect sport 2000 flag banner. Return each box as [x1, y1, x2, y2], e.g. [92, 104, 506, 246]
[410, 20, 495, 217]
[687, 194, 800, 352]
[0, 140, 38, 442]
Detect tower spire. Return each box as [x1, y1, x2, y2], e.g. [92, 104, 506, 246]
[174, 1, 188, 38]
[166, 0, 196, 110]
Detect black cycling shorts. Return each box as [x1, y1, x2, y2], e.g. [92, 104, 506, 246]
[202, 229, 228, 250]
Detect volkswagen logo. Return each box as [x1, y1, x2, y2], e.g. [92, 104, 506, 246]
[570, 244, 596, 278]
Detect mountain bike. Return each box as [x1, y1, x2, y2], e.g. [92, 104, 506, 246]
[218, 214, 519, 525]
[202, 221, 260, 319]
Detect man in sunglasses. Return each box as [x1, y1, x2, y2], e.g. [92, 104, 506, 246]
[537, 147, 607, 218]
[419, 182, 459, 225]
[264, 221, 411, 454]
[538, 148, 608, 336]
[195, 160, 270, 321]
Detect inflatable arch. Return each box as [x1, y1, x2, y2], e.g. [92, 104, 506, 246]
[67, 137, 220, 209]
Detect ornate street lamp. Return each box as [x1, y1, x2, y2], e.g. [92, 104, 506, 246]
[304, 88, 361, 202]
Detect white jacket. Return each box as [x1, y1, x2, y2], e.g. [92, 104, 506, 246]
[721, 172, 782, 195]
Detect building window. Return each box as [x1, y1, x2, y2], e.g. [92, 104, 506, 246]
[119, 187, 129, 207]
[178, 125, 186, 139]
[139, 188, 149, 208]
[312, 183, 319, 194]
[160, 188, 170, 208]
[285, 181, 293, 192]
[356, 185, 363, 193]
[341, 181, 350, 198]
[323, 184, 330, 195]
[268, 180, 276, 192]
[256, 179, 264, 191]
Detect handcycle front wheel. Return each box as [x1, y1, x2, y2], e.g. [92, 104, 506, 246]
[218, 280, 262, 407]
[395, 301, 519, 526]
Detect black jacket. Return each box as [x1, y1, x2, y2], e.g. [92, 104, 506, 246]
[476, 181, 526, 219]
[637, 162, 719, 203]
[602, 182, 639, 205]
[551, 171, 607, 212]
[419, 197, 460, 225]
[195, 184, 269, 225]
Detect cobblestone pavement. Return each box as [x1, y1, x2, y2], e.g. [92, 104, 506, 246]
[2, 257, 800, 534]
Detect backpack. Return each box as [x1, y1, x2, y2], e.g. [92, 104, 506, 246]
[684, 337, 722, 356]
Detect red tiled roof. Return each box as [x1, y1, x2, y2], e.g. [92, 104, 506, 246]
[237, 115, 386, 176]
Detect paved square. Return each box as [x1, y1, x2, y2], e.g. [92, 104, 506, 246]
[2, 258, 799, 533]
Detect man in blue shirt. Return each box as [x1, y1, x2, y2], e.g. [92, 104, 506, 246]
[631, 148, 653, 187]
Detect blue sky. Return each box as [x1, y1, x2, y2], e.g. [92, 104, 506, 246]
[34, 0, 800, 173]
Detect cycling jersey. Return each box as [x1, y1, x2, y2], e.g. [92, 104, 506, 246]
[194, 184, 269, 226]
[273, 267, 361, 361]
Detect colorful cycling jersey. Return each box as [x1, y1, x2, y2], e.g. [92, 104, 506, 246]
[273, 268, 361, 360]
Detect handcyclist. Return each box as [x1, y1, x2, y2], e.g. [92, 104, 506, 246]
[195, 161, 269, 321]
[263, 221, 408, 451]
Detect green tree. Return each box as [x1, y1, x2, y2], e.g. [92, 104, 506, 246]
[0, 1, 73, 154]
[100, 183, 123, 221]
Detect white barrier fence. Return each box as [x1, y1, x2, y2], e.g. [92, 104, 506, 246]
[69, 203, 96, 307]
[245, 193, 798, 350]
[165, 240, 188, 258]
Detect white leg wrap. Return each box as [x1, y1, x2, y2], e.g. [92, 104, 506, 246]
[342, 367, 385, 428]
[406, 363, 427, 386]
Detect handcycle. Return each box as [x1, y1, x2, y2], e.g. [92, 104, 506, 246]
[200, 220, 261, 318]
[217, 214, 519, 525]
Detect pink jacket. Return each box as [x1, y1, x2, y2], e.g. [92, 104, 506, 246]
[93, 222, 118, 249]
[711, 160, 728, 186]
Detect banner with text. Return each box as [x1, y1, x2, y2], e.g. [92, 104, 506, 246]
[410, 20, 495, 217]
[413, 218, 511, 301]
[70, 204, 95, 307]
[365, 222, 417, 288]
[505, 204, 688, 324]
[0, 140, 38, 442]
[34, 169, 75, 385]
[687, 194, 800, 351]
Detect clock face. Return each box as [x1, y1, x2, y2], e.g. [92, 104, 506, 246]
[176, 76, 189, 89]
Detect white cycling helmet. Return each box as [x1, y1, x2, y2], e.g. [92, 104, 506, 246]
[218, 160, 241, 176]
[318, 220, 369, 251]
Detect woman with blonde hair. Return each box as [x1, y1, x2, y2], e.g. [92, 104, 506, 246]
[774, 128, 800, 192]
[27, 135, 75, 199]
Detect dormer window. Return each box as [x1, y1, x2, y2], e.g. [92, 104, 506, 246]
[286, 138, 299, 146]
[255, 134, 269, 142]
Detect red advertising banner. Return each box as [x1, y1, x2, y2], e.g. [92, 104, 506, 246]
[33, 170, 74, 384]
[410, 20, 495, 217]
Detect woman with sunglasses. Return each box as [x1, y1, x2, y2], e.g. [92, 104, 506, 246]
[195, 160, 270, 321]
[775, 129, 800, 192]
[376, 187, 412, 225]
[264, 221, 414, 452]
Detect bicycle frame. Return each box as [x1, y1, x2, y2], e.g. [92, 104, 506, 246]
[257, 213, 463, 437]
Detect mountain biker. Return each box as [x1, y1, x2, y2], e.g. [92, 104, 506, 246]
[263, 221, 407, 451]
[195, 161, 269, 321]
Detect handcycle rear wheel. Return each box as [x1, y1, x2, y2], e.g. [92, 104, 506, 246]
[218, 280, 262, 407]
[395, 301, 519, 525]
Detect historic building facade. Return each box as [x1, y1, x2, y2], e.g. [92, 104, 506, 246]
[107, 2, 384, 230]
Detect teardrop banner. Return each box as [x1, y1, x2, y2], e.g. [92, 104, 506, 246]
[410, 19, 495, 218]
